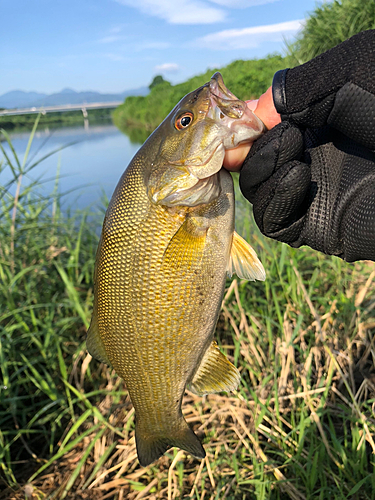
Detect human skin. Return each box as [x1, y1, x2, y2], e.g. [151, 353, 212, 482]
[223, 86, 281, 171]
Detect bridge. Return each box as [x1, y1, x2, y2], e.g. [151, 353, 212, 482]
[0, 101, 123, 116]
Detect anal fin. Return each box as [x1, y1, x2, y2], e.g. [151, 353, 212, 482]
[86, 315, 111, 365]
[190, 341, 240, 396]
[227, 231, 266, 281]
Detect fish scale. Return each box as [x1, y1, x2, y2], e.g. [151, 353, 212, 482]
[87, 72, 266, 466]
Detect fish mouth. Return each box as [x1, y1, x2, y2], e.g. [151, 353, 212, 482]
[167, 72, 265, 173]
[208, 72, 247, 120]
[185, 73, 265, 177]
[207, 72, 265, 148]
[210, 72, 238, 100]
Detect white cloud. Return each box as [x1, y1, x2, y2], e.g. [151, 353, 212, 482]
[98, 35, 127, 44]
[195, 20, 303, 50]
[114, 0, 226, 24]
[208, 0, 278, 6]
[154, 63, 180, 73]
[109, 25, 123, 34]
[138, 41, 171, 50]
[103, 53, 126, 61]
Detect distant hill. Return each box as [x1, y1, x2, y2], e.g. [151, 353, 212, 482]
[0, 91, 48, 109]
[0, 87, 149, 109]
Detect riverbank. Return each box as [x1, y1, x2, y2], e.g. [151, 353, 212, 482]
[1, 125, 375, 499]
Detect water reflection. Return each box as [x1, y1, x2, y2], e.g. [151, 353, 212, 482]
[120, 125, 151, 144]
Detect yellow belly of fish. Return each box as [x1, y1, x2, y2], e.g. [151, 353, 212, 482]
[87, 164, 263, 466]
[97, 195, 228, 432]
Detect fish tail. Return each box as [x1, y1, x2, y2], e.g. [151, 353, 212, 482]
[135, 418, 205, 467]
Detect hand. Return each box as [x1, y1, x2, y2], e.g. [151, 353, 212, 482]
[238, 30, 375, 262]
[223, 86, 281, 171]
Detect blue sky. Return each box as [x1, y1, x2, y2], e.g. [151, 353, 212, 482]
[1, 0, 318, 95]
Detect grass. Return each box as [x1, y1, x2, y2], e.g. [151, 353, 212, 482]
[0, 123, 375, 500]
[285, 0, 375, 65]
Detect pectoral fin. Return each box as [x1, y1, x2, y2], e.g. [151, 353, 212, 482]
[163, 218, 207, 271]
[190, 341, 240, 396]
[227, 231, 266, 281]
[86, 315, 111, 365]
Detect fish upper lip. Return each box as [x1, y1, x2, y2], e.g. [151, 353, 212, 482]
[208, 74, 246, 120]
[209, 72, 238, 101]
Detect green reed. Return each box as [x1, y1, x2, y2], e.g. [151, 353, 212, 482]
[0, 124, 375, 499]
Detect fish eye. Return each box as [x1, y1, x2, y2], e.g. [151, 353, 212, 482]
[175, 112, 193, 130]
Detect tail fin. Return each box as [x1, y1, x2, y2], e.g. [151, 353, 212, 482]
[135, 418, 205, 467]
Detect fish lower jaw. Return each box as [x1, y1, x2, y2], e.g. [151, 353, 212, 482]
[158, 173, 221, 207]
[186, 143, 225, 180]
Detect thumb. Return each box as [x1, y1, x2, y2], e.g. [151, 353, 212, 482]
[223, 87, 281, 171]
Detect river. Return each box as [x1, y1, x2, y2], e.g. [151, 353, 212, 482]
[1, 120, 251, 236]
[0, 122, 144, 212]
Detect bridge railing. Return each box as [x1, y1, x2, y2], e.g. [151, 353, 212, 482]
[0, 101, 123, 117]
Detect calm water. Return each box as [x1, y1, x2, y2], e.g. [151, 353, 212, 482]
[1, 122, 143, 211]
[1, 121, 251, 236]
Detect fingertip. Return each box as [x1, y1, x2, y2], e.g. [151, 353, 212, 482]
[223, 143, 251, 171]
[254, 87, 281, 130]
[245, 99, 258, 111]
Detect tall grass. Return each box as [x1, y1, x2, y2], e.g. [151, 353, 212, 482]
[1, 126, 375, 499]
[286, 0, 375, 65]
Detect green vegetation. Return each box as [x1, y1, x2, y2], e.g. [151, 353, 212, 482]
[1, 122, 375, 500]
[2, 1, 375, 497]
[114, 0, 375, 134]
[149, 75, 168, 90]
[112, 54, 285, 132]
[286, 0, 375, 64]
[0, 107, 114, 132]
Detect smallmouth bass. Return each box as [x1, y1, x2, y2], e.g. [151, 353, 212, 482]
[87, 73, 266, 466]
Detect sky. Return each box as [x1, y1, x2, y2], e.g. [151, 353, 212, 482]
[1, 0, 319, 96]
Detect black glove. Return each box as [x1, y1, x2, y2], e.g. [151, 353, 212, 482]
[240, 30, 375, 262]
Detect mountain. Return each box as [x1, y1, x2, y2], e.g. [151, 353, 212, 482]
[0, 87, 149, 109]
[0, 90, 48, 109]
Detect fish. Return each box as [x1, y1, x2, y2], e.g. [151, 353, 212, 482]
[86, 72, 266, 467]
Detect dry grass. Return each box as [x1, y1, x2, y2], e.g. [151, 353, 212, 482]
[3, 258, 375, 500]
[1, 130, 375, 499]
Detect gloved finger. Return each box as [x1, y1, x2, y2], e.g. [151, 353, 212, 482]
[252, 159, 311, 244]
[272, 30, 375, 138]
[240, 122, 303, 200]
[327, 82, 375, 150]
